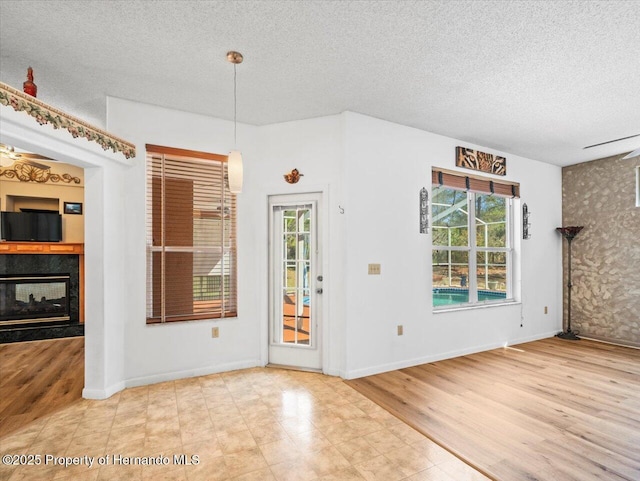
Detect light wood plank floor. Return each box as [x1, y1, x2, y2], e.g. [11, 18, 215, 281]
[346, 338, 640, 481]
[0, 337, 84, 438]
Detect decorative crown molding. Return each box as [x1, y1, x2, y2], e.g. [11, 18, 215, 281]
[0, 82, 136, 159]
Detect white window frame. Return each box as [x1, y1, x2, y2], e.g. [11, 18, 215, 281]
[432, 187, 515, 310]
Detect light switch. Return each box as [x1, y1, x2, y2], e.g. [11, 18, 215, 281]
[368, 263, 381, 275]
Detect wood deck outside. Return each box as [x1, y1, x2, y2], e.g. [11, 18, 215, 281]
[346, 338, 640, 481]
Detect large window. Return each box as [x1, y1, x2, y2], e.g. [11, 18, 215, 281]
[146, 145, 237, 323]
[432, 169, 518, 309]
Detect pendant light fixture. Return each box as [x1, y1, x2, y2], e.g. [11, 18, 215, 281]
[227, 50, 243, 194]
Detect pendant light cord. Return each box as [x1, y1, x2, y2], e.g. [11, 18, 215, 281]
[234, 63, 237, 149]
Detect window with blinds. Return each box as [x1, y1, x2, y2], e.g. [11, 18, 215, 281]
[431, 167, 518, 309]
[146, 144, 237, 324]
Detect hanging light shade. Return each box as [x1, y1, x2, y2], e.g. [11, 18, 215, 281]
[227, 50, 243, 194]
[228, 149, 243, 194]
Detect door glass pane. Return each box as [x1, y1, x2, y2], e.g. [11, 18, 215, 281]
[279, 207, 313, 346]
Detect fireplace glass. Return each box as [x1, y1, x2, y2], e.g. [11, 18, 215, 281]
[0, 275, 71, 325]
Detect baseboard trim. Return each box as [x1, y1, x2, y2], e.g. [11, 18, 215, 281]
[344, 331, 558, 380]
[82, 381, 125, 400]
[124, 359, 262, 389]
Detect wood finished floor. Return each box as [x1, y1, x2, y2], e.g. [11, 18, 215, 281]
[346, 338, 640, 481]
[0, 337, 84, 438]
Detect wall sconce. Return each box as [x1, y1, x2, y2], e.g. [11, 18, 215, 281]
[419, 187, 429, 234]
[523, 203, 531, 239]
[284, 168, 303, 184]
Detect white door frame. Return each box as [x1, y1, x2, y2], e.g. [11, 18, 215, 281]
[267, 191, 325, 372]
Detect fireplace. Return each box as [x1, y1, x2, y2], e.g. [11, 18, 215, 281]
[0, 275, 71, 325]
[0, 247, 82, 342]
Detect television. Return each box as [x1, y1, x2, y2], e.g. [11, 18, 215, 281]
[1, 211, 63, 242]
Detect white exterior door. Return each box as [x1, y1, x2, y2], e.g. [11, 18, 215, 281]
[268, 193, 322, 371]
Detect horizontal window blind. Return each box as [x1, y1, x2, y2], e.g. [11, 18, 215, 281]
[146, 144, 237, 324]
[432, 168, 520, 198]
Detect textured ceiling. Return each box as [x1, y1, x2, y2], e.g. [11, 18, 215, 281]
[1, 0, 639, 166]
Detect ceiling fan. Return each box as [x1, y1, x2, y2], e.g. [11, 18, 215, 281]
[0, 143, 54, 170]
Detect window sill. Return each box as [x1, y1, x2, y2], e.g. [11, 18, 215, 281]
[433, 299, 520, 314]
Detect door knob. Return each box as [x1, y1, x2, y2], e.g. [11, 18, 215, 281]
[317, 275, 323, 282]
[316, 288, 323, 294]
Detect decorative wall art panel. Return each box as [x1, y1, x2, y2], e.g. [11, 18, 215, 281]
[456, 147, 506, 176]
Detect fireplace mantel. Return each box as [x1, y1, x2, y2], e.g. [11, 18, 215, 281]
[0, 242, 84, 254]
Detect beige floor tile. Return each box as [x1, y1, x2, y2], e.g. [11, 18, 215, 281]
[51, 459, 100, 480]
[0, 430, 40, 452]
[366, 408, 402, 427]
[258, 438, 302, 466]
[223, 447, 269, 478]
[304, 445, 351, 477]
[354, 454, 406, 481]
[329, 404, 367, 422]
[248, 422, 290, 445]
[183, 436, 223, 459]
[309, 409, 344, 429]
[386, 422, 426, 444]
[362, 428, 408, 453]
[317, 465, 367, 480]
[269, 459, 318, 481]
[334, 436, 381, 465]
[217, 429, 257, 454]
[66, 430, 110, 457]
[107, 423, 146, 451]
[97, 463, 142, 481]
[54, 468, 100, 481]
[230, 467, 276, 480]
[142, 465, 188, 480]
[384, 445, 435, 477]
[211, 413, 247, 435]
[403, 465, 459, 481]
[286, 428, 332, 454]
[1, 367, 487, 481]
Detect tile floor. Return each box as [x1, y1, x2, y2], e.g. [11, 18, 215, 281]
[0, 368, 488, 481]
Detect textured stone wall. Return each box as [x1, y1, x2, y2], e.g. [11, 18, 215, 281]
[562, 154, 640, 346]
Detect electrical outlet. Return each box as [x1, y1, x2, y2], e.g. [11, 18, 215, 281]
[368, 263, 381, 275]
[397, 325, 403, 336]
[544, 306, 548, 314]
[212, 327, 219, 338]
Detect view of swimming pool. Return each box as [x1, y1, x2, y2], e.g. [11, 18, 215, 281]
[433, 288, 506, 306]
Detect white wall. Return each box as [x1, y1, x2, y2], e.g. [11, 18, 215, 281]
[3, 96, 562, 394]
[106, 97, 265, 385]
[255, 115, 347, 376]
[342, 112, 563, 378]
[105, 99, 562, 388]
[107, 98, 348, 383]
